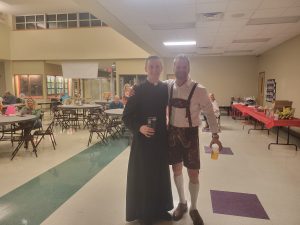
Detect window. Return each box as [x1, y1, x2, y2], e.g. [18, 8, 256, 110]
[15, 12, 107, 30]
[15, 75, 43, 97]
[91, 20, 101, 27]
[79, 12, 89, 20]
[47, 76, 70, 96]
[68, 13, 77, 20]
[79, 20, 90, 27]
[57, 14, 67, 21]
[16, 15, 46, 30]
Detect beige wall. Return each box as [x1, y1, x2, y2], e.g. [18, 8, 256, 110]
[10, 28, 149, 60]
[4, 61, 13, 93]
[258, 34, 300, 119]
[12, 61, 45, 74]
[44, 63, 62, 76]
[0, 23, 10, 60]
[115, 59, 146, 96]
[163, 56, 259, 106]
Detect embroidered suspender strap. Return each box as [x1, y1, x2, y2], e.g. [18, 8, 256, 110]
[186, 83, 198, 127]
[168, 83, 174, 125]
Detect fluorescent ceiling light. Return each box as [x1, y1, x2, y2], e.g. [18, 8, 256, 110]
[225, 50, 253, 53]
[247, 16, 300, 25]
[163, 41, 196, 46]
[232, 38, 271, 43]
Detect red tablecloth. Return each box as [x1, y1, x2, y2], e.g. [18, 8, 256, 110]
[232, 104, 300, 129]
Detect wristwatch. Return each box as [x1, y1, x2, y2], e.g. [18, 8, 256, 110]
[212, 133, 219, 139]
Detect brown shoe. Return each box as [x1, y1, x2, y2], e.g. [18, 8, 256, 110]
[189, 209, 204, 225]
[172, 202, 188, 221]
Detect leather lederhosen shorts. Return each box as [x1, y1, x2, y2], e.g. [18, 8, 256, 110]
[168, 125, 200, 169]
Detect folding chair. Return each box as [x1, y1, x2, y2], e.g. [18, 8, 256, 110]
[33, 121, 56, 150]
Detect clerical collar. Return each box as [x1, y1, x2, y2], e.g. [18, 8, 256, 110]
[147, 78, 159, 86]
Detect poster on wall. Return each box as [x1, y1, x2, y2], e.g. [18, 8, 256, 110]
[266, 79, 276, 102]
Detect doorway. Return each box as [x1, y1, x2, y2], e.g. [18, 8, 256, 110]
[258, 72, 265, 106]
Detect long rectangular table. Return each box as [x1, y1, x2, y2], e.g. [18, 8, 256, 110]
[232, 104, 300, 150]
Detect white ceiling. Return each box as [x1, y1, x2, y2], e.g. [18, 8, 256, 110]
[1, 0, 300, 57]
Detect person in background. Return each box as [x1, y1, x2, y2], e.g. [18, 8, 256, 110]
[19, 93, 26, 103]
[0, 97, 3, 114]
[109, 95, 124, 109]
[122, 83, 132, 105]
[123, 56, 173, 225]
[204, 93, 220, 129]
[19, 98, 42, 148]
[3, 91, 17, 105]
[59, 92, 70, 103]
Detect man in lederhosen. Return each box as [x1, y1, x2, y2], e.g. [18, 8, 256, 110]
[167, 54, 223, 225]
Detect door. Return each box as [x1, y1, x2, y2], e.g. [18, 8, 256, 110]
[258, 72, 265, 106]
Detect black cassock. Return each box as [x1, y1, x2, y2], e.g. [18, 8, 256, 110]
[122, 80, 173, 222]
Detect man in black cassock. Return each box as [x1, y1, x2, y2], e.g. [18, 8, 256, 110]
[122, 56, 173, 225]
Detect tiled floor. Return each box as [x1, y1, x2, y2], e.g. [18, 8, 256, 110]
[1, 115, 300, 225]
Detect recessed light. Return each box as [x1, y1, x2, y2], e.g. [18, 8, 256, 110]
[163, 41, 196, 46]
[197, 12, 224, 22]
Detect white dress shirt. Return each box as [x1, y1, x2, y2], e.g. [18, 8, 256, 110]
[165, 78, 219, 133]
[211, 100, 220, 117]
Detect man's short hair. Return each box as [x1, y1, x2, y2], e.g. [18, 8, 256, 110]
[173, 54, 190, 67]
[145, 55, 162, 66]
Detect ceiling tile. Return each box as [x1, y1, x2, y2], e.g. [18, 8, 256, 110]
[236, 25, 267, 38]
[167, 5, 197, 23]
[223, 10, 254, 21]
[251, 8, 286, 18]
[227, 0, 263, 11]
[196, 1, 228, 13]
[259, 23, 294, 36]
[259, 0, 296, 9]
[294, 0, 300, 7]
[175, 29, 197, 40]
[196, 21, 221, 32]
[282, 7, 300, 17]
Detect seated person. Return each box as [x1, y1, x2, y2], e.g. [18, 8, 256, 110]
[60, 92, 70, 103]
[3, 91, 17, 105]
[19, 98, 42, 148]
[122, 84, 132, 105]
[16, 93, 26, 103]
[204, 93, 220, 129]
[109, 95, 124, 109]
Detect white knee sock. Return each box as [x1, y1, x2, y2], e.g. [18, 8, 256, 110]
[174, 174, 186, 204]
[189, 182, 199, 210]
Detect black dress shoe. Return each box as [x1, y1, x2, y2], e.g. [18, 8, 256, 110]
[189, 209, 204, 225]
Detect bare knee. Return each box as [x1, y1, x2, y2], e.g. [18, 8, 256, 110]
[172, 163, 183, 176]
[188, 169, 199, 184]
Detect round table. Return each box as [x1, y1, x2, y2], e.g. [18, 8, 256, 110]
[94, 100, 110, 109]
[57, 104, 103, 128]
[58, 104, 102, 109]
[0, 114, 37, 125]
[104, 108, 124, 116]
[1, 114, 38, 160]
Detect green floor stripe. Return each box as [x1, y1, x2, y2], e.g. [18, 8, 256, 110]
[0, 138, 128, 225]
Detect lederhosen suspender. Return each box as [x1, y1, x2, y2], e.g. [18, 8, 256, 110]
[168, 82, 198, 127]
